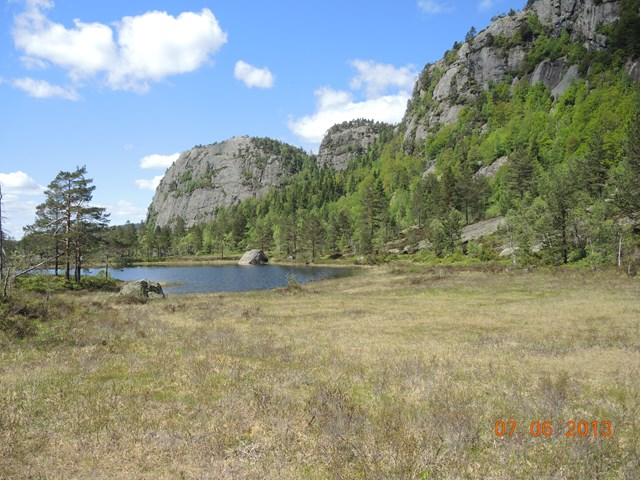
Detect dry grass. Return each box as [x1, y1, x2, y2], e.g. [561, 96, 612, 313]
[0, 267, 638, 478]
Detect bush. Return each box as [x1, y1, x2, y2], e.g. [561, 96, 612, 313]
[16, 274, 120, 293]
[78, 275, 120, 291]
[15, 275, 70, 293]
[0, 295, 48, 339]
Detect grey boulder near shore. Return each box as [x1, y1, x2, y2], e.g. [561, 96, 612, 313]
[119, 280, 166, 299]
[238, 249, 269, 265]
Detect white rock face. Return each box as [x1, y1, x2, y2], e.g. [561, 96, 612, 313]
[474, 156, 509, 179]
[530, 58, 568, 90]
[148, 136, 308, 228]
[551, 64, 579, 98]
[530, 0, 620, 47]
[401, 0, 625, 153]
[318, 120, 391, 171]
[462, 217, 506, 243]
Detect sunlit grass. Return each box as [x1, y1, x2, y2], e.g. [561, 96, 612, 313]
[0, 266, 638, 478]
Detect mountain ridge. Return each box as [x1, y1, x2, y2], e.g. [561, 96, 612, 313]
[145, 0, 638, 267]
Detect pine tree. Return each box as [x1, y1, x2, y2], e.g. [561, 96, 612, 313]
[26, 166, 108, 281]
[358, 172, 387, 254]
[301, 209, 325, 261]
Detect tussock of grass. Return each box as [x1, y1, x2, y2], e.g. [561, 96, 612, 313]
[0, 267, 638, 478]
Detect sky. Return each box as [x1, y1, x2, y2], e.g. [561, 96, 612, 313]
[0, 0, 524, 237]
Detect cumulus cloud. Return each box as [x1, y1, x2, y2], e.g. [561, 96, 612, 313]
[12, 0, 227, 93]
[105, 200, 147, 224]
[417, 0, 453, 14]
[349, 59, 416, 98]
[0, 171, 42, 193]
[12, 77, 78, 100]
[139, 152, 180, 169]
[0, 170, 44, 237]
[234, 60, 274, 89]
[288, 61, 417, 145]
[135, 175, 163, 191]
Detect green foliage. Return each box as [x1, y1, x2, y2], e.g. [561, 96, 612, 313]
[129, 16, 639, 269]
[15, 274, 119, 293]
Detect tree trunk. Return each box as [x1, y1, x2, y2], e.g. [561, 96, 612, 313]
[54, 240, 59, 276]
[65, 181, 72, 281]
[560, 210, 568, 264]
[74, 242, 81, 283]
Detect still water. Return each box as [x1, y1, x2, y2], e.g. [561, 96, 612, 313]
[80, 264, 352, 294]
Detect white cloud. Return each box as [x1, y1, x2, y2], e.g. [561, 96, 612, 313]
[0, 170, 44, 237]
[479, 0, 495, 10]
[288, 61, 417, 145]
[105, 200, 146, 225]
[108, 9, 228, 91]
[0, 171, 42, 193]
[12, 77, 78, 100]
[349, 59, 416, 98]
[288, 88, 409, 144]
[139, 152, 180, 169]
[233, 60, 274, 89]
[12, 1, 227, 93]
[135, 175, 163, 191]
[417, 0, 453, 14]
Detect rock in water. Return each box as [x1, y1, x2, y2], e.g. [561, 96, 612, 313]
[238, 249, 269, 265]
[119, 280, 165, 299]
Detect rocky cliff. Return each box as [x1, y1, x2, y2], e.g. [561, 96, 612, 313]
[401, 0, 626, 152]
[317, 119, 392, 170]
[147, 0, 634, 229]
[147, 136, 309, 228]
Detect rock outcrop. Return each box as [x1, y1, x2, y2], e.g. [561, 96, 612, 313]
[401, 0, 623, 153]
[119, 280, 165, 299]
[238, 249, 269, 265]
[474, 156, 509, 179]
[148, 136, 310, 228]
[317, 120, 392, 170]
[461, 217, 506, 243]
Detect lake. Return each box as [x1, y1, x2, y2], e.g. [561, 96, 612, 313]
[79, 264, 353, 294]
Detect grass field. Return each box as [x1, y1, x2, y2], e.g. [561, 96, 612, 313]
[0, 266, 639, 478]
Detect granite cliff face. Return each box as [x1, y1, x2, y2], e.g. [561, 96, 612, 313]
[147, 0, 632, 228]
[317, 120, 392, 170]
[147, 136, 309, 228]
[401, 0, 624, 152]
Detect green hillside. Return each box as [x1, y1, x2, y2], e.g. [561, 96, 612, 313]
[128, 0, 639, 269]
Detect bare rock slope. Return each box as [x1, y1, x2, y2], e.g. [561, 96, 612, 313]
[148, 136, 309, 228]
[401, 0, 623, 152]
[317, 120, 392, 171]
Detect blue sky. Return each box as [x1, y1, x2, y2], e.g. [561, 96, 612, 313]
[0, 0, 524, 237]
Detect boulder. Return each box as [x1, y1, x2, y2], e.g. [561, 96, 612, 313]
[474, 156, 508, 179]
[461, 217, 506, 243]
[238, 249, 269, 265]
[119, 280, 165, 299]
